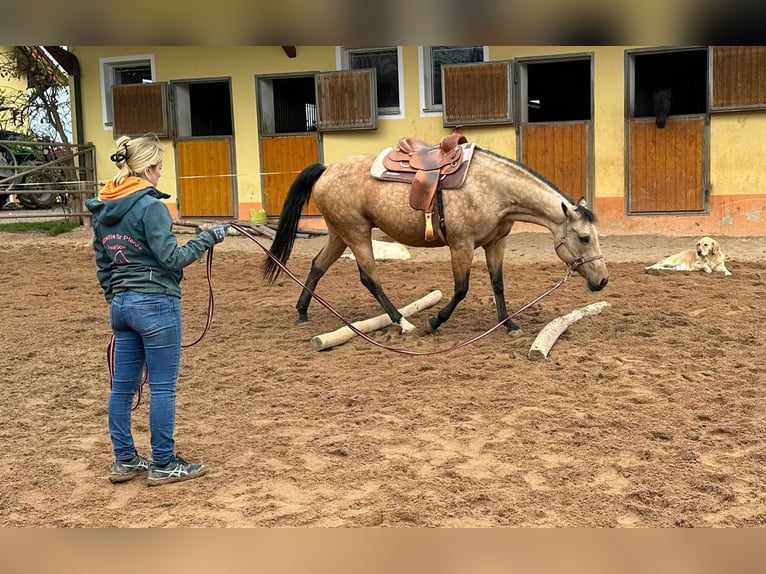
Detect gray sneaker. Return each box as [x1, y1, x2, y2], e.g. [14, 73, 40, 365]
[109, 454, 151, 483]
[147, 454, 206, 486]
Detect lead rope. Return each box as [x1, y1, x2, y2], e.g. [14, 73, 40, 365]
[106, 246, 216, 411]
[107, 228, 597, 402]
[229, 223, 579, 357]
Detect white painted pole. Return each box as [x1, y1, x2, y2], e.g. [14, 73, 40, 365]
[310, 290, 443, 351]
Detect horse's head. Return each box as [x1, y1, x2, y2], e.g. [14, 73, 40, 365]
[555, 198, 609, 291]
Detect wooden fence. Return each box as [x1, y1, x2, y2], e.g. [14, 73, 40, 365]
[0, 138, 98, 225]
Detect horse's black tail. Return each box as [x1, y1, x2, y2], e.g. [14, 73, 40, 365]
[262, 162, 327, 283]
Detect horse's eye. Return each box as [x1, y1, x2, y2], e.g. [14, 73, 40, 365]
[579, 235, 590, 244]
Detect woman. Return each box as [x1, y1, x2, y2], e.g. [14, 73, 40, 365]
[86, 135, 227, 486]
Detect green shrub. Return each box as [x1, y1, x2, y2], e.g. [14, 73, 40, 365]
[0, 219, 78, 236]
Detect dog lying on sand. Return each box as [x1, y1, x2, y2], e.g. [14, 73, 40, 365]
[645, 236, 732, 276]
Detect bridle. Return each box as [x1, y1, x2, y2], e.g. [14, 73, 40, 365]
[554, 234, 604, 271]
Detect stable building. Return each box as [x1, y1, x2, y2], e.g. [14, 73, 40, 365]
[56, 46, 766, 236]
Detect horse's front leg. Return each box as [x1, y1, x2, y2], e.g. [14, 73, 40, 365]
[426, 244, 473, 333]
[354, 244, 415, 333]
[484, 236, 520, 333]
[296, 233, 347, 323]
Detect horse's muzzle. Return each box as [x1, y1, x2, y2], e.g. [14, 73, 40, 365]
[588, 277, 609, 291]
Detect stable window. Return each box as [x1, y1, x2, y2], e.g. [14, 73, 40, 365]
[172, 80, 232, 138]
[711, 46, 766, 111]
[340, 47, 401, 116]
[630, 49, 707, 120]
[112, 83, 170, 138]
[519, 58, 592, 123]
[257, 75, 317, 135]
[315, 69, 377, 131]
[100, 55, 155, 128]
[442, 60, 513, 127]
[422, 46, 485, 112]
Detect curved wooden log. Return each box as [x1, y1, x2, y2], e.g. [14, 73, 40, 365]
[310, 290, 443, 351]
[528, 301, 611, 360]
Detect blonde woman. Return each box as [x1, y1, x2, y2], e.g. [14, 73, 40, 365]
[86, 135, 227, 486]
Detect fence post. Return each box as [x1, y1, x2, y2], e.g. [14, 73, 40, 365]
[78, 145, 95, 228]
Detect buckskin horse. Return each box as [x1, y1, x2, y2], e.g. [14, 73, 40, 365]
[262, 135, 608, 334]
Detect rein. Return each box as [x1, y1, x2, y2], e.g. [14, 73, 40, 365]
[229, 223, 576, 357]
[106, 247, 216, 411]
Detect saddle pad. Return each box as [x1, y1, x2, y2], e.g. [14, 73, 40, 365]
[370, 143, 475, 188]
[370, 146, 395, 179]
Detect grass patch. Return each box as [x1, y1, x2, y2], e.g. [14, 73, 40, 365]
[0, 219, 79, 236]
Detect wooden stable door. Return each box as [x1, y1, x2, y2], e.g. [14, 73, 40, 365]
[521, 122, 588, 201]
[260, 135, 320, 217]
[629, 116, 705, 213]
[176, 138, 234, 217]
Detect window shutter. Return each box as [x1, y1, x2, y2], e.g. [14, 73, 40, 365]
[112, 82, 170, 138]
[442, 61, 513, 127]
[711, 46, 766, 111]
[315, 68, 377, 131]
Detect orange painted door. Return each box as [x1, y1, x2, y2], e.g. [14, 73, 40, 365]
[176, 137, 234, 217]
[521, 122, 589, 202]
[628, 116, 706, 213]
[260, 134, 320, 216]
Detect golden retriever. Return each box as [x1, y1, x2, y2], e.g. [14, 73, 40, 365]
[645, 236, 732, 276]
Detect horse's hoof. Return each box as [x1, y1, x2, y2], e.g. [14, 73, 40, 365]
[506, 328, 523, 338]
[296, 316, 308, 325]
[425, 317, 439, 333]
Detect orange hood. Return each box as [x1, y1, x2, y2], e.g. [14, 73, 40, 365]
[99, 177, 152, 201]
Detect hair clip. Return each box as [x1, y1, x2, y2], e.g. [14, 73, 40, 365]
[110, 142, 129, 163]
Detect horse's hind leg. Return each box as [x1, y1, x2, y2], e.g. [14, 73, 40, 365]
[426, 244, 473, 333]
[484, 236, 520, 333]
[295, 232, 347, 323]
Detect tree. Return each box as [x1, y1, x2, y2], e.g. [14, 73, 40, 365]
[0, 46, 71, 144]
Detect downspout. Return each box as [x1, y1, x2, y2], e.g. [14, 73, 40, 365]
[70, 54, 88, 226]
[70, 55, 83, 145]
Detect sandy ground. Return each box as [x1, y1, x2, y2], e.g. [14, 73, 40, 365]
[1, 226, 765, 527]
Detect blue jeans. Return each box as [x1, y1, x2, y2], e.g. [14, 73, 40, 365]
[109, 290, 181, 466]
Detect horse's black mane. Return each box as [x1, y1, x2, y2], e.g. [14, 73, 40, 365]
[476, 146, 597, 223]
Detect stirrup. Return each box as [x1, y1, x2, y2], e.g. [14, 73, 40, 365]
[425, 212, 435, 241]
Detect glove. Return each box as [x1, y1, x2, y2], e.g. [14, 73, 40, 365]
[204, 223, 229, 244]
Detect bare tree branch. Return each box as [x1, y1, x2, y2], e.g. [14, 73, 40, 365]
[0, 47, 70, 144]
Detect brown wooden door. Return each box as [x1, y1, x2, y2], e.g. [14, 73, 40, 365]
[521, 122, 589, 202]
[260, 134, 320, 216]
[176, 137, 234, 217]
[628, 116, 706, 213]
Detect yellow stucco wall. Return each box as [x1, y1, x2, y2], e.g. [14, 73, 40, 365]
[69, 45, 766, 235]
[71, 46, 338, 209]
[710, 111, 766, 197]
[0, 46, 31, 131]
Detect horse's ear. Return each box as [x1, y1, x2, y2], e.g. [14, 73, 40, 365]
[561, 202, 577, 218]
[577, 197, 588, 208]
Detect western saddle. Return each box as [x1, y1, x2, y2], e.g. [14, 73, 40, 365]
[380, 129, 470, 241]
